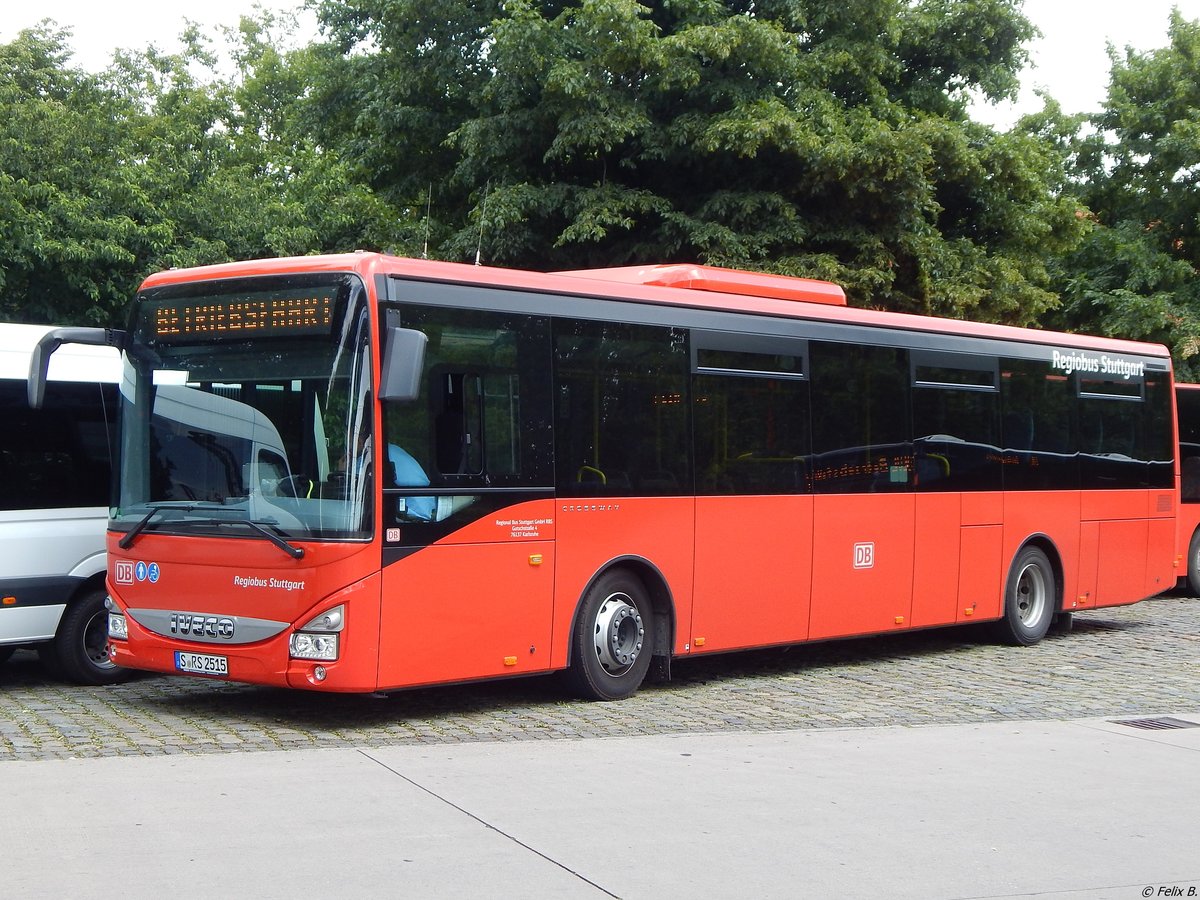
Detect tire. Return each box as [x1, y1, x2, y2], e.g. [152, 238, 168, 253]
[565, 570, 654, 701]
[994, 546, 1056, 646]
[51, 587, 129, 686]
[0, 646, 15, 666]
[1188, 530, 1200, 597]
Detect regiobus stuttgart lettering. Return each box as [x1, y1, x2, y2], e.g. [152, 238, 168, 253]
[1051, 349, 1146, 380]
[232, 575, 307, 592]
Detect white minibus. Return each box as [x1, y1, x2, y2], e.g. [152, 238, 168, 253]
[0, 323, 123, 684]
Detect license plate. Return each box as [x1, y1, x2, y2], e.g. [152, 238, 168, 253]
[174, 651, 229, 677]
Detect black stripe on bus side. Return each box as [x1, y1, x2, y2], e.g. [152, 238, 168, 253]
[380, 489, 554, 567]
[0, 576, 85, 607]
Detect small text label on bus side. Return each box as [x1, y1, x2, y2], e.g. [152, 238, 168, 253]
[494, 517, 553, 540]
[1051, 350, 1145, 380]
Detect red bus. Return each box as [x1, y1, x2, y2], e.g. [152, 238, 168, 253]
[29, 254, 1178, 699]
[1175, 384, 1200, 592]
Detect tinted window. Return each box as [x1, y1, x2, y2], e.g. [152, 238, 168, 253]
[912, 355, 1001, 492]
[809, 342, 911, 493]
[385, 307, 552, 491]
[694, 373, 809, 494]
[999, 359, 1078, 490]
[555, 320, 690, 497]
[1179, 387, 1200, 502]
[0, 379, 115, 510]
[1078, 370, 1167, 490]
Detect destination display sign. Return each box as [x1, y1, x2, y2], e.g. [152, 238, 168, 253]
[151, 288, 336, 342]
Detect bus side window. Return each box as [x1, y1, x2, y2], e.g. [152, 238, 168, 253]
[809, 341, 911, 493]
[553, 320, 690, 498]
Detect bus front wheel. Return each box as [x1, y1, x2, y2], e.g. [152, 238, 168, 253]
[565, 570, 653, 701]
[994, 546, 1056, 646]
[45, 587, 129, 686]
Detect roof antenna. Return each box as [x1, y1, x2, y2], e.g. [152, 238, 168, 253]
[421, 183, 432, 259]
[475, 180, 490, 266]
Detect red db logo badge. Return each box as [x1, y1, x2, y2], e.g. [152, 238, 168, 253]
[853, 543, 875, 569]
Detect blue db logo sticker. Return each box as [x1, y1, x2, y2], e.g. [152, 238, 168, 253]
[853, 542, 875, 569]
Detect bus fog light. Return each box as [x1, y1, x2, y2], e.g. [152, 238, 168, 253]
[290, 632, 339, 661]
[314, 666, 327, 681]
[108, 613, 128, 640]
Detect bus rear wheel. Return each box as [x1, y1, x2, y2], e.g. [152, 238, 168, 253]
[1187, 530, 1200, 596]
[46, 587, 129, 686]
[994, 546, 1056, 646]
[565, 570, 653, 701]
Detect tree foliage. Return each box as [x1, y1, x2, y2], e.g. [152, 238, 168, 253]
[311, 0, 1077, 323]
[0, 27, 170, 324]
[1045, 11, 1200, 375]
[6, 0, 1198, 357]
[0, 18, 409, 326]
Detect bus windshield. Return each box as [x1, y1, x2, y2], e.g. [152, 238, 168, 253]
[113, 273, 374, 542]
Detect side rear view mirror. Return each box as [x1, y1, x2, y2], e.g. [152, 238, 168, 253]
[379, 327, 427, 402]
[28, 327, 126, 408]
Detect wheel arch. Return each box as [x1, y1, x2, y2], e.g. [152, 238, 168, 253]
[63, 571, 108, 617]
[564, 555, 677, 669]
[65, 548, 108, 582]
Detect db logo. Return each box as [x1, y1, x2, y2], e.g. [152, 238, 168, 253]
[853, 542, 875, 569]
[114, 560, 135, 584]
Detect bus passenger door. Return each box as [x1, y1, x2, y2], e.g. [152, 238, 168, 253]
[690, 361, 813, 651]
[807, 341, 915, 639]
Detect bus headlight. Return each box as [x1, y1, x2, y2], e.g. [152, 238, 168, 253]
[105, 596, 128, 640]
[289, 605, 344, 661]
[104, 600, 127, 643]
[290, 632, 339, 660]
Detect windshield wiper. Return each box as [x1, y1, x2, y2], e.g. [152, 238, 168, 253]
[118, 506, 304, 560]
[117, 504, 195, 550]
[243, 520, 305, 560]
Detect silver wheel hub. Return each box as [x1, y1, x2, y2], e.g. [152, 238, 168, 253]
[593, 592, 644, 676]
[84, 609, 115, 670]
[1015, 563, 1047, 626]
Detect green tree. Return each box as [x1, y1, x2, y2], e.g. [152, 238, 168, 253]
[1047, 11, 1200, 374]
[0, 26, 171, 325]
[0, 17, 411, 326]
[311, 0, 1079, 323]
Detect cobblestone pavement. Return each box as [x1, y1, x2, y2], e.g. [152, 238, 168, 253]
[2, 593, 1198, 761]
